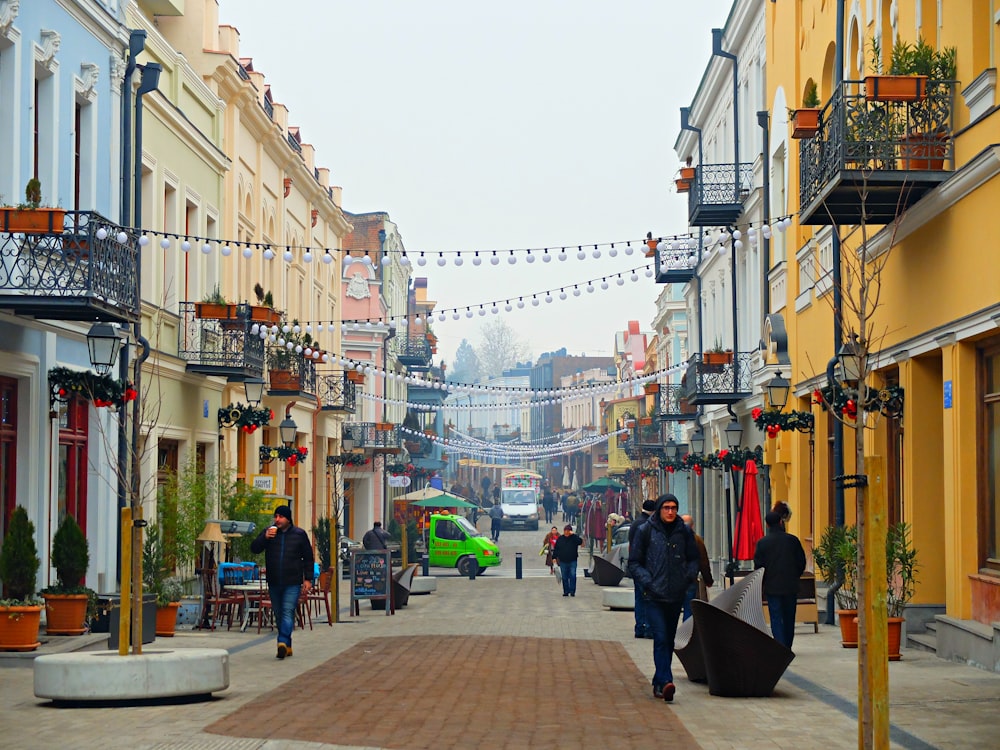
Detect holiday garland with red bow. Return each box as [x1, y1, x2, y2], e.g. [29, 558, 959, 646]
[751, 406, 815, 437]
[259, 445, 309, 465]
[386, 462, 437, 480]
[48, 367, 137, 408]
[218, 403, 273, 432]
[813, 384, 904, 420]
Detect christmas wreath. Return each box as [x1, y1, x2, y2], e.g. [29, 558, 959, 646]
[386, 462, 436, 480]
[327, 452, 369, 466]
[48, 367, 136, 408]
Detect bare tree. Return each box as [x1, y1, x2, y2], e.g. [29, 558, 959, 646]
[475, 319, 530, 378]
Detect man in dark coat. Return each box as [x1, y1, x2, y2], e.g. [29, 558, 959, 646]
[250, 505, 314, 659]
[754, 510, 807, 649]
[552, 524, 584, 597]
[628, 494, 699, 702]
[362, 521, 390, 550]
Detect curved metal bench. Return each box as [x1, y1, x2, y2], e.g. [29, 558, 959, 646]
[590, 555, 625, 587]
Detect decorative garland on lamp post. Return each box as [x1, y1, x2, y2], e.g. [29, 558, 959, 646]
[259, 445, 309, 466]
[217, 403, 274, 432]
[48, 367, 137, 408]
[813, 384, 904, 420]
[751, 406, 816, 438]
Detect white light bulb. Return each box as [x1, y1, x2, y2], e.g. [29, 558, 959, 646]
[417, 255, 427, 266]
[159, 237, 169, 249]
[303, 251, 312, 263]
[221, 245, 232, 256]
[472, 255, 482, 266]
[576, 250, 586, 260]
[117, 231, 128, 244]
[490, 255, 500, 266]
[181, 240, 191, 252]
[263, 248, 275, 260]
[243, 247, 253, 259]
[558, 251, 567, 261]
[437, 256, 447, 267]
[454, 256, 463, 266]
[507, 255, 516, 265]
[322, 252, 333, 264]
[139, 235, 149, 246]
[201, 243, 212, 255]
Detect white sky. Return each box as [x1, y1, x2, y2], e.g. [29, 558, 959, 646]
[220, 0, 735, 368]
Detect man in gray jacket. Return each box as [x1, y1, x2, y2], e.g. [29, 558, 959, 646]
[628, 494, 699, 702]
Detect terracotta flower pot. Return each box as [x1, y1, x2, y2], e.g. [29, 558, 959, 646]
[864, 74, 927, 102]
[43, 593, 89, 635]
[0, 207, 66, 233]
[838, 609, 859, 648]
[194, 302, 238, 320]
[155, 602, 181, 637]
[679, 166, 696, 180]
[0, 605, 43, 651]
[887, 616, 904, 660]
[791, 108, 820, 138]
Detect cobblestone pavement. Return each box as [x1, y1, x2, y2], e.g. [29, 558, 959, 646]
[1, 527, 998, 749]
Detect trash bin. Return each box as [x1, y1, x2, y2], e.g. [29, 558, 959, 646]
[92, 593, 157, 648]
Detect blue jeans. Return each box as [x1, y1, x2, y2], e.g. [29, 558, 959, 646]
[634, 579, 648, 636]
[559, 561, 577, 595]
[269, 583, 302, 647]
[645, 598, 684, 687]
[682, 581, 698, 621]
[767, 593, 798, 649]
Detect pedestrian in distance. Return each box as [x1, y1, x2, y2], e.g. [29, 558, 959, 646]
[488, 502, 504, 542]
[541, 525, 560, 574]
[628, 494, 700, 703]
[629, 499, 657, 639]
[754, 510, 807, 649]
[250, 505, 314, 660]
[362, 521, 390, 550]
[681, 514, 715, 620]
[552, 524, 583, 597]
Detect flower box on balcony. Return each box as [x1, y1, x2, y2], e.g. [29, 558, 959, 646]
[675, 178, 691, 193]
[0, 207, 66, 234]
[345, 371, 365, 384]
[864, 74, 927, 103]
[248, 305, 282, 325]
[269, 369, 301, 391]
[791, 108, 820, 139]
[639, 417, 653, 426]
[643, 383, 660, 395]
[680, 166, 696, 180]
[898, 132, 948, 171]
[375, 422, 394, 431]
[702, 351, 733, 367]
[194, 302, 239, 320]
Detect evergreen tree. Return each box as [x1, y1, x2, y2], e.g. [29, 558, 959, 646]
[450, 338, 482, 383]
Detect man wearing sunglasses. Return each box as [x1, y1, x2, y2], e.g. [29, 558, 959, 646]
[628, 494, 699, 703]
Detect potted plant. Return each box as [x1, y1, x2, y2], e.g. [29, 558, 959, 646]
[143, 524, 184, 637]
[865, 35, 956, 103]
[886, 522, 918, 660]
[0, 506, 43, 651]
[195, 284, 238, 320]
[40, 514, 94, 635]
[0, 178, 66, 234]
[267, 321, 312, 390]
[791, 81, 822, 138]
[702, 341, 734, 368]
[895, 40, 957, 171]
[813, 523, 859, 647]
[250, 283, 282, 325]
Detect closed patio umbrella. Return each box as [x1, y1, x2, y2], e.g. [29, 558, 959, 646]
[732, 460, 764, 561]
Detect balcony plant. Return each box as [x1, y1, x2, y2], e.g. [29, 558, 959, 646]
[40, 514, 96, 635]
[791, 81, 821, 139]
[702, 340, 733, 367]
[886, 522, 918, 660]
[865, 35, 956, 103]
[0, 506, 43, 651]
[0, 178, 66, 234]
[250, 283, 282, 325]
[195, 284, 238, 320]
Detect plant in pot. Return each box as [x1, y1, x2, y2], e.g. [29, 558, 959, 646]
[0, 178, 66, 234]
[267, 320, 312, 390]
[250, 283, 282, 325]
[702, 340, 734, 368]
[791, 80, 822, 139]
[143, 523, 184, 637]
[885, 522, 918, 660]
[0, 506, 43, 651]
[813, 523, 859, 647]
[39, 514, 96, 635]
[195, 284, 237, 320]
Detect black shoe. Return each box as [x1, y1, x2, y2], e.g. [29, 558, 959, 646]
[277, 643, 287, 660]
[653, 684, 664, 699]
[662, 682, 675, 702]
[570, 593, 575, 597]
[563, 592, 569, 596]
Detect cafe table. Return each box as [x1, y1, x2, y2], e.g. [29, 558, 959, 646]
[226, 581, 268, 632]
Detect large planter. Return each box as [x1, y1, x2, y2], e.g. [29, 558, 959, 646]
[345, 370, 366, 384]
[43, 593, 89, 635]
[269, 369, 301, 391]
[679, 166, 696, 181]
[0, 605, 42, 651]
[0, 207, 66, 233]
[791, 108, 820, 138]
[898, 132, 948, 171]
[702, 351, 733, 367]
[155, 602, 181, 637]
[887, 616, 904, 660]
[675, 178, 691, 193]
[249, 305, 282, 325]
[838, 609, 859, 648]
[194, 302, 239, 320]
[864, 74, 927, 102]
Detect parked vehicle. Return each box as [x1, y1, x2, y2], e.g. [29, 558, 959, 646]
[609, 522, 632, 575]
[426, 513, 502, 576]
[500, 469, 542, 530]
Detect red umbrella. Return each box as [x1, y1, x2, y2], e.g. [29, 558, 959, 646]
[732, 460, 764, 561]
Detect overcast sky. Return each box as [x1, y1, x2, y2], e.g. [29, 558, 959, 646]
[220, 0, 735, 368]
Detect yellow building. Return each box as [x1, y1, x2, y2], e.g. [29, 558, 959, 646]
[766, 0, 999, 668]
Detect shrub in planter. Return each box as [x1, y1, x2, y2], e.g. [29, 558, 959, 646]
[40, 514, 95, 635]
[0, 506, 42, 651]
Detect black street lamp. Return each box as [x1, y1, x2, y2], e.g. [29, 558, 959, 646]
[724, 419, 744, 450]
[837, 336, 863, 386]
[243, 377, 265, 408]
[690, 429, 706, 456]
[279, 416, 298, 447]
[766, 372, 791, 411]
[665, 437, 678, 459]
[86, 323, 122, 375]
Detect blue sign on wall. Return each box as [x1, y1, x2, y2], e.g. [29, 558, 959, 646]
[203, 399, 209, 417]
[943, 381, 952, 409]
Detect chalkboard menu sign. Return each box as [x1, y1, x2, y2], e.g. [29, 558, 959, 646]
[350, 549, 393, 616]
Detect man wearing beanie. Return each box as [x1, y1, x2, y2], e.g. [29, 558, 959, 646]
[628, 494, 699, 702]
[251, 505, 314, 659]
[628, 499, 657, 639]
[754, 510, 806, 649]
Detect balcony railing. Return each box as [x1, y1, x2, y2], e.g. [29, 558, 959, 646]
[0, 210, 139, 323]
[622, 426, 666, 461]
[654, 241, 699, 284]
[403, 433, 432, 457]
[394, 335, 432, 368]
[179, 302, 264, 378]
[688, 162, 754, 227]
[266, 348, 317, 396]
[681, 351, 754, 406]
[656, 384, 699, 422]
[798, 79, 956, 225]
[287, 132, 302, 154]
[318, 372, 357, 412]
[345, 422, 401, 453]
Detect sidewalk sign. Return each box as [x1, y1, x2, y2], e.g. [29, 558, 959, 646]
[350, 549, 393, 616]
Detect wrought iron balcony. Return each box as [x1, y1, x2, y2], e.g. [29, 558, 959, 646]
[403, 432, 432, 457]
[179, 302, 264, 379]
[654, 241, 699, 284]
[407, 380, 448, 405]
[318, 372, 357, 412]
[622, 425, 666, 461]
[681, 351, 754, 406]
[0, 210, 139, 323]
[394, 335, 432, 368]
[344, 422, 401, 454]
[798, 79, 957, 225]
[266, 347, 317, 397]
[493, 425, 520, 442]
[688, 162, 754, 227]
[656, 384, 699, 422]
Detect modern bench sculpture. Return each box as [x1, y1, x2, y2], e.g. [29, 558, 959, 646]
[590, 555, 625, 587]
[675, 567, 794, 695]
[393, 564, 419, 608]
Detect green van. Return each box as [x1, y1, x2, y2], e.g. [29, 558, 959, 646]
[426, 513, 502, 576]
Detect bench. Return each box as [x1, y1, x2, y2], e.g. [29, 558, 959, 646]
[762, 572, 819, 633]
[590, 555, 625, 587]
[602, 588, 635, 611]
[410, 576, 437, 595]
[393, 564, 419, 608]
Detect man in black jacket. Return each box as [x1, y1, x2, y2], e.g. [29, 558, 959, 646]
[628, 494, 699, 702]
[552, 524, 583, 597]
[362, 521, 390, 550]
[754, 510, 807, 649]
[250, 505, 314, 659]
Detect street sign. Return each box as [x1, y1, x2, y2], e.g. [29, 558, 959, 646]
[252, 474, 275, 493]
[388, 475, 411, 488]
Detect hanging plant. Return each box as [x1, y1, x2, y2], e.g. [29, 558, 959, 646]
[259, 445, 309, 465]
[218, 404, 273, 432]
[48, 367, 136, 409]
[751, 406, 816, 437]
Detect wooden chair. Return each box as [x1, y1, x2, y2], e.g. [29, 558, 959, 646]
[307, 569, 333, 625]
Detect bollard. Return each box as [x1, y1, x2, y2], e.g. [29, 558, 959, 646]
[421, 553, 429, 578]
[468, 562, 476, 580]
[515, 552, 523, 580]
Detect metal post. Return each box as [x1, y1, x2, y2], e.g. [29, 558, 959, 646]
[515, 551, 523, 580]
[421, 553, 429, 577]
[468, 562, 476, 581]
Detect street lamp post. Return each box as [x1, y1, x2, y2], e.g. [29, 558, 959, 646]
[724, 415, 744, 584]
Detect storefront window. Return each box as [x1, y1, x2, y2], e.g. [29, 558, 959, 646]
[985, 348, 1000, 570]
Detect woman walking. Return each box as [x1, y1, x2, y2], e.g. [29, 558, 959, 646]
[542, 526, 560, 574]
